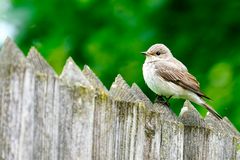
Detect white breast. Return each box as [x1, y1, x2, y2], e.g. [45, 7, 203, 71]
[142, 57, 206, 106]
[142, 61, 186, 98]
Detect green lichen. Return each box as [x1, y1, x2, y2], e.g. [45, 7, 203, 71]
[237, 142, 240, 151]
[36, 72, 48, 80]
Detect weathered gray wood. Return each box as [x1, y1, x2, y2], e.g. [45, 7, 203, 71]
[109, 75, 146, 160]
[205, 113, 233, 160]
[143, 102, 183, 160]
[91, 93, 115, 160]
[130, 83, 154, 160]
[82, 65, 108, 93]
[0, 38, 239, 160]
[222, 117, 240, 137]
[83, 65, 115, 160]
[236, 138, 240, 160]
[27, 48, 59, 160]
[131, 84, 185, 160]
[221, 117, 240, 159]
[180, 101, 210, 160]
[61, 57, 92, 88]
[127, 86, 147, 160]
[131, 83, 152, 108]
[110, 74, 137, 102]
[0, 38, 35, 160]
[0, 37, 27, 67]
[27, 47, 56, 75]
[59, 59, 95, 160]
[182, 101, 228, 160]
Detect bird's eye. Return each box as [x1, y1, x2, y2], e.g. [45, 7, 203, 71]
[156, 51, 161, 55]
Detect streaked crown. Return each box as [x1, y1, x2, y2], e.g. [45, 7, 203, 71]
[147, 44, 170, 55]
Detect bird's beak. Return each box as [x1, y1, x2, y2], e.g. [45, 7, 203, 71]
[141, 51, 148, 56]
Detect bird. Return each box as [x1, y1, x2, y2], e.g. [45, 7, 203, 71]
[142, 43, 222, 119]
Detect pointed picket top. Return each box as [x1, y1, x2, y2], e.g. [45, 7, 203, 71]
[131, 83, 152, 104]
[109, 74, 137, 102]
[222, 117, 240, 137]
[205, 112, 225, 133]
[27, 47, 56, 76]
[60, 57, 92, 88]
[153, 102, 179, 121]
[0, 37, 27, 66]
[179, 100, 205, 127]
[82, 65, 108, 93]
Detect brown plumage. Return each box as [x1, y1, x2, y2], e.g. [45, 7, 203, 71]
[155, 65, 211, 100]
[142, 43, 222, 119]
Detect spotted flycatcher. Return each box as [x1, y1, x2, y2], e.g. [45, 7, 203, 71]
[142, 44, 222, 119]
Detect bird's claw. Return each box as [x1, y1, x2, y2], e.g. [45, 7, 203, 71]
[155, 95, 170, 107]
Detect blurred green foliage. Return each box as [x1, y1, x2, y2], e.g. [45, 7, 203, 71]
[1, 0, 240, 129]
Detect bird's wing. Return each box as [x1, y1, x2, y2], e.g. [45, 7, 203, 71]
[170, 57, 188, 72]
[155, 64, 210, 99]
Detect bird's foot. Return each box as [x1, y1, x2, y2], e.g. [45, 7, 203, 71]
[155, 95, 171, 107]
[154, 95, 165, 103]
[166, 96, 172, 103]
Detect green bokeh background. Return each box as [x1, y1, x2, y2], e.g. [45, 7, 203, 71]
[1, 0, 240, 129]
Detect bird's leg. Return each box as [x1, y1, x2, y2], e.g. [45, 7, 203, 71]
[154, 95, 165, 103]
[166, 96, 172, 103]
[155, 95, 170, 107]
[164, 95, 172, 107]
[155, 95, 173, 107]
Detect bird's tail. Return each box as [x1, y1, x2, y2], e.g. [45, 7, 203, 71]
[202, 103, 222, 120]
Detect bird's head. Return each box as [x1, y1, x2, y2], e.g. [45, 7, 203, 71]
[141, 44, 172, 61]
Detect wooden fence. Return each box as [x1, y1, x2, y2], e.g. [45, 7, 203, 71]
[0, 38, 239, 160]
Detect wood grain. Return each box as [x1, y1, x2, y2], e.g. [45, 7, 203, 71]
[0, 38, 239, 160]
